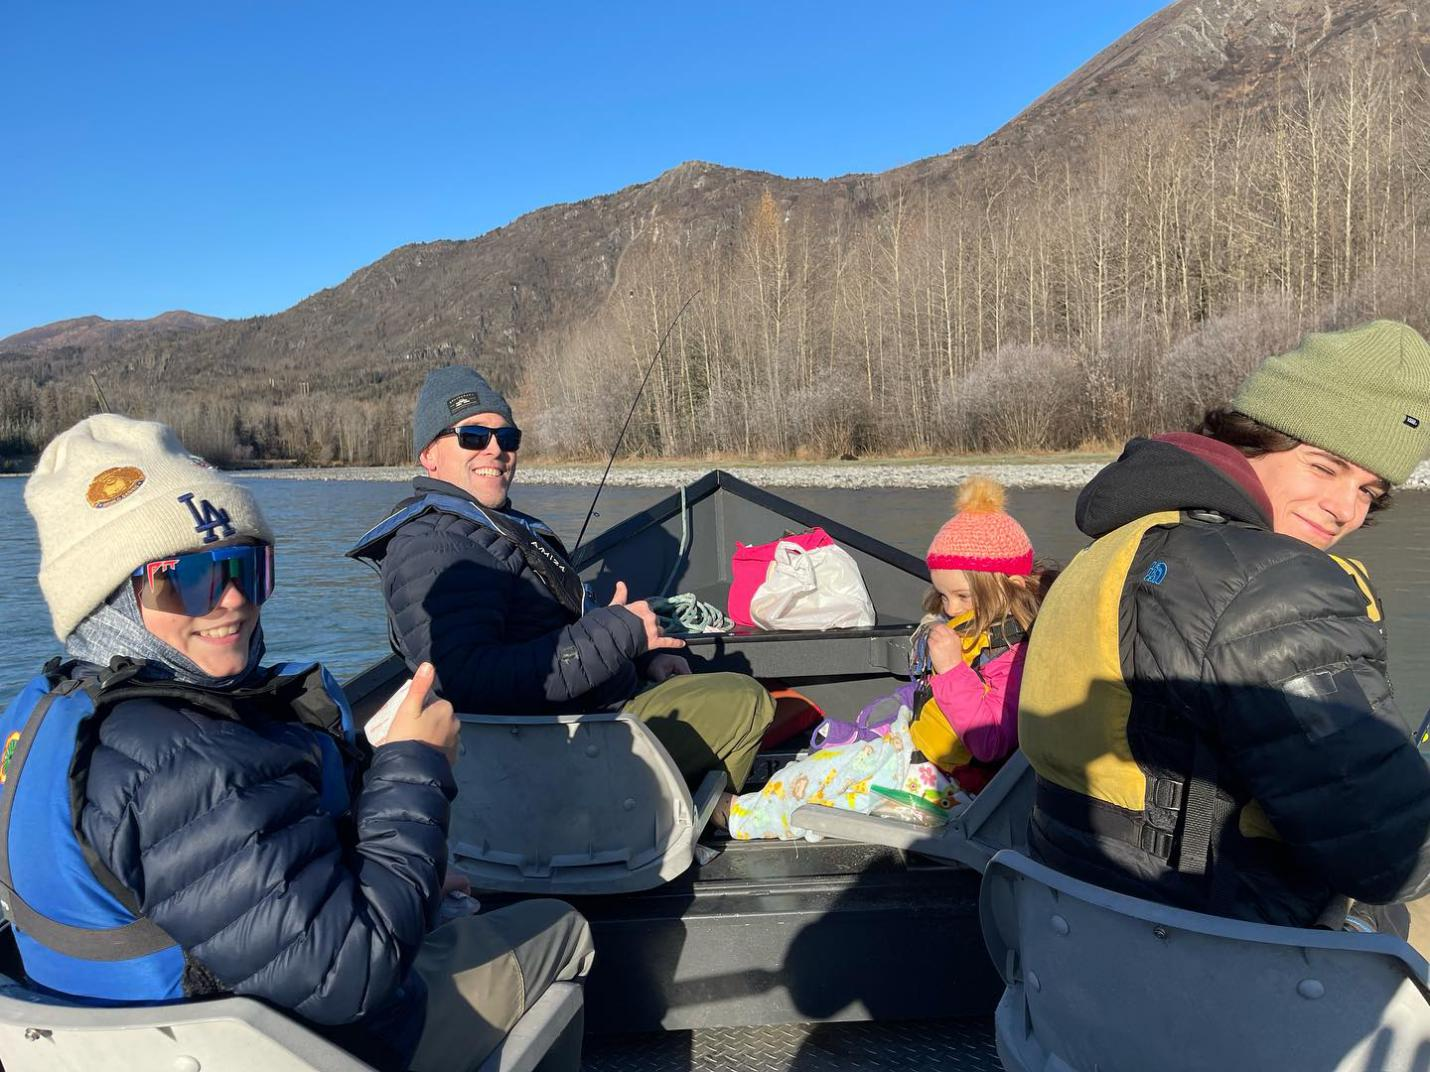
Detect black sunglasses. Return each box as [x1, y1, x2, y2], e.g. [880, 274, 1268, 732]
[436, 425, 523, 452]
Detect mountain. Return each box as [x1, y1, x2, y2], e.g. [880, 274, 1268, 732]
[3, 0, 1427, 466]
[0, 311, 223, 354]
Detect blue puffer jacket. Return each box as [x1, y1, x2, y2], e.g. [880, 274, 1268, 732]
[374, 478, 647, 714]
[76, 663, 455, 1068]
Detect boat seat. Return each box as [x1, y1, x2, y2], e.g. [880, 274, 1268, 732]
[787, 750, 1034, 871]
[0, 922, 582, 1072]
[449, 711, 725, 895]
[980, 849, 1430, 1072]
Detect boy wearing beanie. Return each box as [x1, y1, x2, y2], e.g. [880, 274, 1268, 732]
[5, 414, 591, 1072]
[1019, 320, 1430, 935]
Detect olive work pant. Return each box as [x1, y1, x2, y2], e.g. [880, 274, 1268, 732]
[624, 672, 776, 791]
[409, 899, 594, 1072]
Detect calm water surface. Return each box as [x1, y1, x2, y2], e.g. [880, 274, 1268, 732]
[4, 477, 1430, 728]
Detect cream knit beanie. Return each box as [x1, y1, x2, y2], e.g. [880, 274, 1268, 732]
[25, 414, 274, 641]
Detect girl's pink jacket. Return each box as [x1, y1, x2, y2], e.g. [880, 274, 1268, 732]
[927, 641, 1027, 764]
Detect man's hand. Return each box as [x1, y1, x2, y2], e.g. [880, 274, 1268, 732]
[384, 662, 460, 766]
[927, 623, 964, 676]
[608, 580, 686, 654]
[440, 871, 472, 897]
[644, 653, 692, 683]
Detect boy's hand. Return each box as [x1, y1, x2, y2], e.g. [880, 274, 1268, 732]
[384, 663, 460, 766]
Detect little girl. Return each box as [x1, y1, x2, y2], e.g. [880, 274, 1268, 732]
[726, 478, 1054, 840]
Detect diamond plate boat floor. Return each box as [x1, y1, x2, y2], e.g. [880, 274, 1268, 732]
[583, 1017, 1001, 1072]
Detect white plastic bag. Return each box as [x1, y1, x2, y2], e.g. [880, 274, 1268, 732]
[364, 678, 411, 746]
[748, 540, 876, 630]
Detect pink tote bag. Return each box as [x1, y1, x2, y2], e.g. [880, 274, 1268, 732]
[728, 528, 835, 627]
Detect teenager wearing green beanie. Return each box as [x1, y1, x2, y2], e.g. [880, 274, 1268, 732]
[1018, 320, 1430, 937]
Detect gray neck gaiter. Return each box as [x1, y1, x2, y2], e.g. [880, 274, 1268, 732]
[64, 581, 264, 689]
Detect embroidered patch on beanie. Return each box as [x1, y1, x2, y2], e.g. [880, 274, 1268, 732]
[86, 466, 146, 509]
[447, 391, 485, 414]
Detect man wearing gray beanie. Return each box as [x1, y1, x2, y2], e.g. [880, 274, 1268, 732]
[352, 365, 774, 802]
[1019, 320, 1430, 943]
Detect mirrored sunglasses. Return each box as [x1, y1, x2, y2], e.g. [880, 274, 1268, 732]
[132, 543, 275, 617]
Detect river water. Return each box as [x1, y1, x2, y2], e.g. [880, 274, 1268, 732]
[4, 476, 1430, 727]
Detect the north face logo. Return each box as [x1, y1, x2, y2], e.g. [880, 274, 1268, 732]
[179, 492, 234, 543]
[1143, 561, 1167, 585]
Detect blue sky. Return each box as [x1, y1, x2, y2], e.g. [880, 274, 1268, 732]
[0, 2, 1167, 340]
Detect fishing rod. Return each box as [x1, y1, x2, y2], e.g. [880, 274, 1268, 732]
[573, 289, 700, 553]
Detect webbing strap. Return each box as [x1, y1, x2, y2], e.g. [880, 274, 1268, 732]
[1176, 736, 1241, 912]
[0, 688, 174, 960]
[1177, 738, 1219, 878]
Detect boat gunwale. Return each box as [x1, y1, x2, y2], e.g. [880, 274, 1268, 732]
[570, 469, 930, 581]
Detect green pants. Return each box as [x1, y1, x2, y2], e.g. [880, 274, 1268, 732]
[624, 672, 775, 791]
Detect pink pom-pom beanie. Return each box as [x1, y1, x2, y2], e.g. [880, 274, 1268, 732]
[925, 477, 1033, 576]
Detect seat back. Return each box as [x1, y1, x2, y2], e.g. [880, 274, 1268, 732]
[450, 712, 724, 895]
[0, 962, 372, 1072]
[0, 923, 583, 1072]
[981, 850, 1430, 1072]
[789, 750, 1034, 872]
[477, 981, 583, 1072]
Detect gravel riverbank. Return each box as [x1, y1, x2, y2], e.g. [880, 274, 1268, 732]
[236, 458, 1430, 490]
[239, 460, 1111, 489]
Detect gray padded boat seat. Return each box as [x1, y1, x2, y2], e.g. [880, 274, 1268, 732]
[980, 849, 1430, 1072]
[449, 712, 725, 895]
[789, 751, 1034, 871]
[0, 929, 581, 1072]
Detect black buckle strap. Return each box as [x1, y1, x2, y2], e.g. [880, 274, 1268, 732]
[1034, 778, 1175, 862]
[1139, 824, 1173, 859]
[1149, 778, 1185, 810]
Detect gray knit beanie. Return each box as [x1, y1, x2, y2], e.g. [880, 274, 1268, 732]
[25, 414, 274, 640]
[1232, 320, 1430, 484]
[412, 366, 514, 457]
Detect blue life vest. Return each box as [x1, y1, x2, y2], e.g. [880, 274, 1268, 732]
[348, 491, 590, 618]
[0, 659, 354, 1004]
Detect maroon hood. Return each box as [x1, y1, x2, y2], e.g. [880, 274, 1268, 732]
[1074, 433, 1275, 538]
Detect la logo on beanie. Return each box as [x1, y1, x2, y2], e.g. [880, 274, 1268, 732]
[179, 492, 235, 544]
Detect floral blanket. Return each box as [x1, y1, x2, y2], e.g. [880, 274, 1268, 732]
[727, 701, 959, 841]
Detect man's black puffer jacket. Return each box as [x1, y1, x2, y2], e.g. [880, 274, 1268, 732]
[77, 666, 455, 1067]
[376, 477, 647, 714]
[1022, 436, 1430, 927]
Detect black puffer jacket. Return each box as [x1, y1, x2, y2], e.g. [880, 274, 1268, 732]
[77, 663, 455, 1068]
[372, 478, 646, 714]
[1019, 436, 1430, 927]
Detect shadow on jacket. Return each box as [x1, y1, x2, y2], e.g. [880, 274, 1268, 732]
[73, 663, 456, 1069]
[1019, 435, 1430, 929]
[374, 478, 648, 714]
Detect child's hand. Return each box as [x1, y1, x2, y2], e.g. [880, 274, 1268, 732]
[927, 623, 962, 675]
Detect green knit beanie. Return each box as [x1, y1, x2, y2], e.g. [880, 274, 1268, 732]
[1231, 320, 1430, 484]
